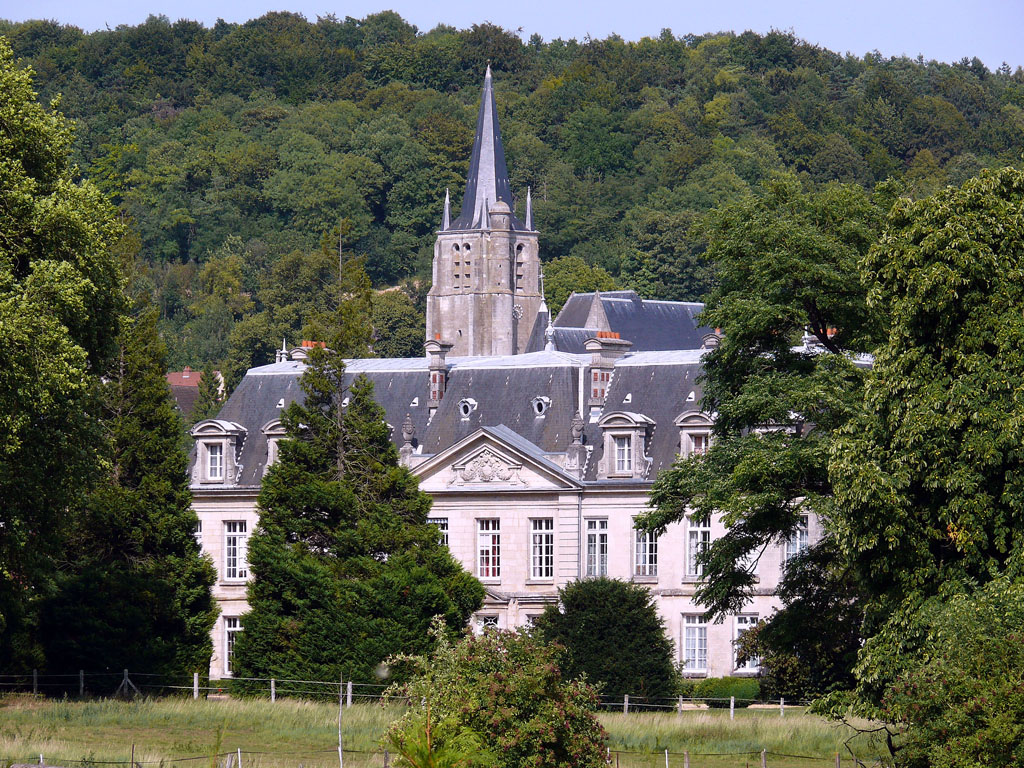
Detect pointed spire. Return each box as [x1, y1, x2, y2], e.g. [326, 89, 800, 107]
[441, 188, 451, 230]
[450, 65, 522, 230]
[525, 186, 534, 230]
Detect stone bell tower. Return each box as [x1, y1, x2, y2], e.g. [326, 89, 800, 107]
[425, 65, 543, 358]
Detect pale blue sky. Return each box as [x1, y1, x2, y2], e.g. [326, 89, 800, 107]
[4, 0, 1023, 70]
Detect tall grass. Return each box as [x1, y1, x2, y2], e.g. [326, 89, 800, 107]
[0, 696, 885, 768]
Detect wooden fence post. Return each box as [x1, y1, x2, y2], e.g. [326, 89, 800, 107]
[683, 752, 689, 768]
[346, 680, 353, 708]
[780, 697, 785, 717]
[271, 678, 276, 702]
[760, 749, 767, 768]
[193, 672, 199, 700]
[664, 748, 668, 768]
[835, 753, 841, 768]
[677, 695, 683, 715]
[730, 696, 735, 720]
[622, 694, 629, 714]
[32, 669, 38, 695]
[79, 670, 85, 698]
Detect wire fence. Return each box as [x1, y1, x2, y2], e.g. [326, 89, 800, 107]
[6, 748, 882, 768]
[0, 670, 811, 715]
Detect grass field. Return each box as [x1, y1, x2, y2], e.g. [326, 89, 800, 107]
[0, 696, 886, 768]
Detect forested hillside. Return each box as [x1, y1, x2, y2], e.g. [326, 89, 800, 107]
[3, 12, 1023, 374]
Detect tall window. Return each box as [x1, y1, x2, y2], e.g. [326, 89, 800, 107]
[427, 517, 449, 547]
[785, 514, 809, 562]
[194, 519, 203, 548]
[530, 518, 554, 579]
[734, 614, 760, 672]
[586, 519, 608, 577]
[615, 435, 632, 473]
[207, 443, 224, 480]
[687, 519, 711, 577]
[224, 617, 242, 674]
[634, 526, 658, 577]
[224, 521, 248, 580]
[477, 519, 500, 579]
[683, 615, 707, 672]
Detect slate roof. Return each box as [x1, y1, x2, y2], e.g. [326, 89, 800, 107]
[528, 290, 714, 353]
[193, 347, 714, 491]
[447, 66, 527, 232]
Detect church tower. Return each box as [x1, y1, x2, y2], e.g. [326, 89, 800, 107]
[426, 66, 543, 357]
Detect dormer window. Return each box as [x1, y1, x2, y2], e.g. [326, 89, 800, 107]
[596, 411, 654, 479]
[458, 398, 478, 418]
[261, 419, 287, 475]
[207, 443, 224, 480]
[676, 411, 714, 459]
[532, 396, 550, 416]
[191, 419, 247, 485]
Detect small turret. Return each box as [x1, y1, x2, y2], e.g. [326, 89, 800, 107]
[441, 188, 451, 230]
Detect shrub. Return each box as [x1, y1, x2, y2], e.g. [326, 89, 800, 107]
[386, 619, 607, 768]
[694, 677, 760, 708]
[534, 578, 679, 704]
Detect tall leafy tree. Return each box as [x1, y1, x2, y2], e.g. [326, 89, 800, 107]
[232, 346, 483, 683]
[830, 166, 1024, 703]
[640, 176, 886, 619]
[535, 578, 677, 702]
[0, 39, 124, 667]
[542, 256, 618, 316]
[38, 307, 218, 675]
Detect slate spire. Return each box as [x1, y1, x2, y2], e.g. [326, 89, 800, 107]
[441, 187, 451, 230]
[451, 64, 523, 230]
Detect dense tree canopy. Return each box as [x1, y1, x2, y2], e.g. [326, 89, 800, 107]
[829, 166, 1024, 702]
[642, 175, 886, 618]
[0, 38, 125, 667]
[2, 16, 1022, 369]
[39, 308, 217, 676]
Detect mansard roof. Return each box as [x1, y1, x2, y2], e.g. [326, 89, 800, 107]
[447, 66, 527, 232]
[191, 348, 707, 491]
[537, 290, 712, 353]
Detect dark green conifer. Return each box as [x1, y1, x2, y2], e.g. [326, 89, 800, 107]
[38, 307, 218, 676]
[233, 346, 483, 684]
[192, 360, 223, 422]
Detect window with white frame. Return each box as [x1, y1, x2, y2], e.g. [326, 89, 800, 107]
[224, 616, 242, 674]
[785, 514, 809, 562]
[224, 521, 249, 580]
[194, 519, 203, 548]
[477, 519, 500, 579]
[687, 518, 712, 578]
[686, 432, 710, 457]
[682, 614, 707, 673]
[427, 517, 449, 547]
[530, 518, 554, 580]
[585, 519, 608, 577]
[634, 525, 658, 577]
[207, 442, 224, 480]
[734, 614, 760, 672]
[614, 435, 633, 473]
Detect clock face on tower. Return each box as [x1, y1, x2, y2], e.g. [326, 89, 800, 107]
[512, 304, 524, 320]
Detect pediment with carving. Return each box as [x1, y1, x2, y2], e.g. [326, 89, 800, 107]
[449, 447, 526, 487]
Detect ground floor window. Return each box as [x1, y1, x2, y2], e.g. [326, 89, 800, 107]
[224, 616, 242, 674]
[734, 614, 760, 672]
[682, 614, 707, 673]
[586, 519, 608, 577]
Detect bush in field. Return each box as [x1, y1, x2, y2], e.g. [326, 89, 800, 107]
[534, 577, 678, 703]
[386, 619, 607, 768]
[879, 578, 1024, 768]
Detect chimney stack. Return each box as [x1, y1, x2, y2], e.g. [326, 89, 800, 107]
[424, 337, 454, 414]
[584, 332, 632, 407]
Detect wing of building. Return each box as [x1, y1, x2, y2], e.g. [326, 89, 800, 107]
[190, 66, 819, 681]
